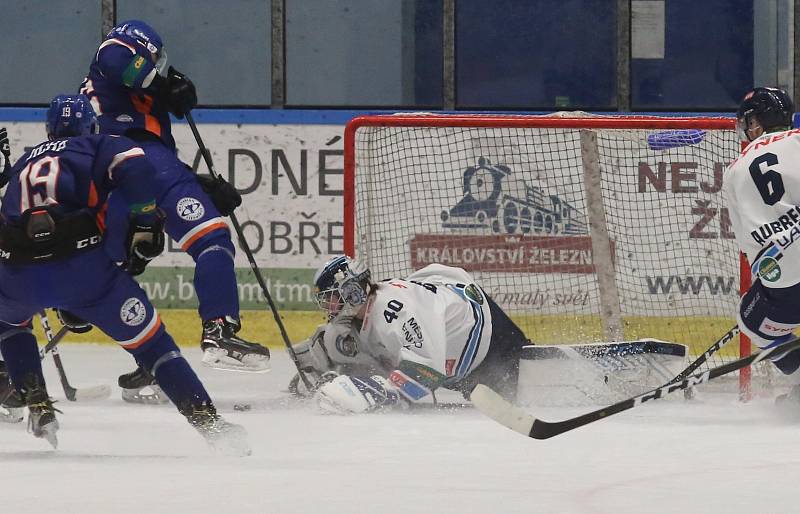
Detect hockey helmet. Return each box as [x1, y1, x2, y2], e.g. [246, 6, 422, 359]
[46, 94, 98, 140]
[107, 20, 168, 74]
[313, 255, 372, 317]
[736, 87, 794, 142]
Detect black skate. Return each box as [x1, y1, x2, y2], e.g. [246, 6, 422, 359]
[21, 374, 60, 448]
[0, 363, 23, 423]
[201, 317, 270, 373]
[182, 402, 251, 457]
[118, 366, 169, 405]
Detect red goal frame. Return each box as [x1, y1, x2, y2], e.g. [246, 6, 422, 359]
[343, 114, 751, 397]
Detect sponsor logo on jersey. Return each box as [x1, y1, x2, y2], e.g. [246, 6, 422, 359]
[120, 297, 147, 326]
[750, 205, 800, 245]
[759, 317, 796, 337]
[401, 317, 424, 349]
[177, 197, 205, 221]
[758, 257, 781, 282]
[115, 114, 134, 123]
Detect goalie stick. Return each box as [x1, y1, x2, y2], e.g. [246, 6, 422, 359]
[38, 311, 111, 402]
[471, 335, 800, 440]
[184, 112, 313, 390]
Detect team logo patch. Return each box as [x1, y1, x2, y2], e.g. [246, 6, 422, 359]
[120, 298, 147, 326]
[177, 197, 205, 221]
[759, 257, 781, 282]
[464, 284, 484, 305]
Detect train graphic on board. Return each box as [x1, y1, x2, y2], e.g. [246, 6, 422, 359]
[440, 157, 588, 235]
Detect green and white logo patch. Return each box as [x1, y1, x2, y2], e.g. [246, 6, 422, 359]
[759, 256, 782, 282]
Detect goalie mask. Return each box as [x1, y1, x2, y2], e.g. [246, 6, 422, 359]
[313, 255, 372, 318]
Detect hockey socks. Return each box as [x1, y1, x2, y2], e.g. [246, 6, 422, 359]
[0, 326, 45, 392]
[191, 240, 239, 322]
[132, 333, 212, 409]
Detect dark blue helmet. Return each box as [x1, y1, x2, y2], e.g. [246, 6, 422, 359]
[46, 94, 98, 139]
[107, 20, 167, 73]
[737, 87, 794, 141]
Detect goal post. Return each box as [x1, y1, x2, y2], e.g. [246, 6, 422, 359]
[344, 113, 756, 395]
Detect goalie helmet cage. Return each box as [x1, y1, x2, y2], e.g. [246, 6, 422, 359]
[344, 113, 762, 399]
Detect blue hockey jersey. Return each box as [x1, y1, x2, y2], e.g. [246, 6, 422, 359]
[79, 35, 175, 149]
[1, 135, 157, 226]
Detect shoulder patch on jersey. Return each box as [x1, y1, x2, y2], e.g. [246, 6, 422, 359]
[464, 284, 484, 305]
[759, 257, 782, 282]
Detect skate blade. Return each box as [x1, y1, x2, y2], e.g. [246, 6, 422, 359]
[33, 421, 59, 449]
[202, 423, 252, 457]
[121, 385, 170, 405]
[201, 348, 271, 373]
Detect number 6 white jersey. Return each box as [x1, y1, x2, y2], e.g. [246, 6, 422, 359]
[357, 264, 494, 380]
[724, 128, 800, 288]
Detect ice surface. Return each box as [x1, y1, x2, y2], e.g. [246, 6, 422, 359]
[2, 344, 799, 514]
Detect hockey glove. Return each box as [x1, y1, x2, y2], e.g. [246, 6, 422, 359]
[125, 209, 166, 276]
[316, 374, 402, 414]
[162, 66, 197, 118]
[0, 127, 11, 188]
[55, 309, 92, 334]
[195, 174, 242, 216]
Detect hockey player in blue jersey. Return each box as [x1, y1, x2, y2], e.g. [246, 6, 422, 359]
[0, 94, 249, 454]
[77, 20, 269, 401]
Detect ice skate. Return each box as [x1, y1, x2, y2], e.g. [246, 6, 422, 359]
[21, 374, 60, 449]
[0, 365, 24, 423]
[118, 366, 169, 404]
[183, 402, 251, 457]
[201, 317, 270, 373]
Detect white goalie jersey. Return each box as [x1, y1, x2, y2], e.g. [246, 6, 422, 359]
[357, 264, 494, 389]
[724, 128, 800, 288]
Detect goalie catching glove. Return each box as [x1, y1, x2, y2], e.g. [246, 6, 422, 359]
[316, 375, 404, 415]
[124, 208, 166, 276]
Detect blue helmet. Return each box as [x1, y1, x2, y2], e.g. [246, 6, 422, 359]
[107, 20, 167, 73]
[46, 94, 98, 139]
[737, 87, 794, 141]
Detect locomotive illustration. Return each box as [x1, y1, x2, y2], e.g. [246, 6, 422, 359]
[440, 157, 588, 235]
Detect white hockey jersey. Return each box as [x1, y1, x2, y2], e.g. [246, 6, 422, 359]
[724, 128, 800, 288]
[357, 264, 494, 399]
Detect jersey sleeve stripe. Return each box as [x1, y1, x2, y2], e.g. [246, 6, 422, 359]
[177, 218, 230, 250]
[118, 313, 162, 350]
[107, 147, 146, 180]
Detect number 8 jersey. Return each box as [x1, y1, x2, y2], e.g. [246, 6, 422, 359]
[724, 128, 800, 288]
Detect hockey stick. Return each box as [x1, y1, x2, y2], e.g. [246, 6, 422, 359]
[38, 311, 111, 402]
[184, 112, 313, 390]
[471, 335, 800, 440]
[667, 324, 740, 385]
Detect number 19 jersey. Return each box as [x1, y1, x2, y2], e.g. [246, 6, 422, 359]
[724, 128, 800, 288]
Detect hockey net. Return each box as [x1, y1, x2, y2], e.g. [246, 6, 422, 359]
[344, 113, 774, 398]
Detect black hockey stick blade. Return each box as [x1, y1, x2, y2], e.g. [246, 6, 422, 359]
[38, 311, 111, 402]
[667, 324, 739, 385]
[472, 336, 800, 440]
